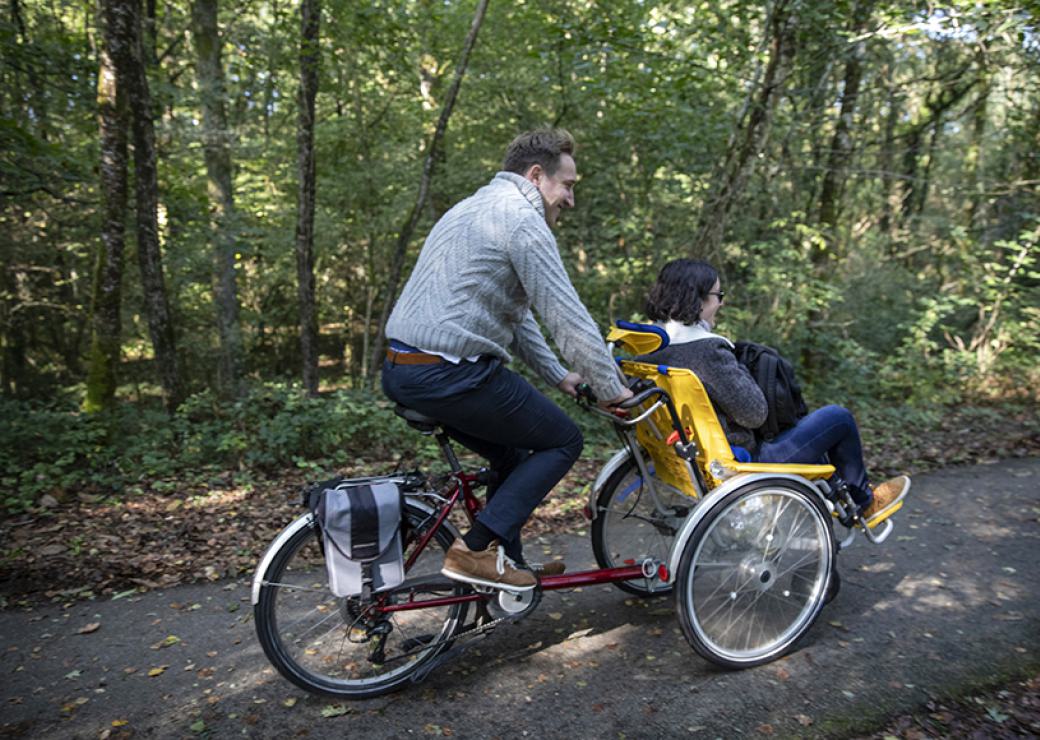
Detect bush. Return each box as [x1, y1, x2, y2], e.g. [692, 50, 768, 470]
[0, 385, 439, 513]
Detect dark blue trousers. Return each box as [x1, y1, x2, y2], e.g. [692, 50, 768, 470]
[381, 355, 583, 561]
[754, 404, 872, 505]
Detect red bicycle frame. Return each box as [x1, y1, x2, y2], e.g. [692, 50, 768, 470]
[381, 469, 668, 615]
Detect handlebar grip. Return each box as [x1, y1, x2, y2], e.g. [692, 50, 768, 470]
[575, 383, 597, 404]
[618, 385, 662, 409]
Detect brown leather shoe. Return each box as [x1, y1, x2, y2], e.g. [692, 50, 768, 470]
[530, 561, 566, 577]
[441, 539, 537, 591]
[862, 475, 910, 527]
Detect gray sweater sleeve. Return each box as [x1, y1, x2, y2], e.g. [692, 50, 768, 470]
[511, 309, 568, 387]
[506, 215, 626, 401]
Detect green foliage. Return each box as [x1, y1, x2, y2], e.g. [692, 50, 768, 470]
[1, 0, 1038, 494]
[0, 385, 438, 513]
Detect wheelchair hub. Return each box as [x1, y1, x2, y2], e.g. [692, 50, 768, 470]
[741, 557, 779, 594]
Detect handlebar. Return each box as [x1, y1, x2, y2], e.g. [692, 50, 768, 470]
[575, 383, 597, 404]
[618, 384, 663, 410]
[575, 378, 689, 446]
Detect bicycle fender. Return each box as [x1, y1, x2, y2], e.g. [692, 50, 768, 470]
[252, 512, 315, 605]
[665, 473, 826, 584]
[588, 448, 633, 519]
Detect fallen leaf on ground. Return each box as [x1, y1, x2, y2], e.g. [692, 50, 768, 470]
[77, 622, 100, 635]
[321, 704, 351, 718]
[147, 666, 167, 677]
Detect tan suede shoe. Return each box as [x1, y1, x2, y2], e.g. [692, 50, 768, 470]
[862, 475, 911, 527]
[441, 539, 537, 591]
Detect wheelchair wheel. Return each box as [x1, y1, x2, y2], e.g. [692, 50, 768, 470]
[254, 502, 468, 698]
[591, 456, 692, 596]
[675, 480, 834, 668]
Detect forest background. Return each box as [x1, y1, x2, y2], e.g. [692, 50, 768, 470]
[1, 0, 1038, 519]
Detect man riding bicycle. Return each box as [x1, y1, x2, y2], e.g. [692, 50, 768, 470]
[382, 128, 631, 591]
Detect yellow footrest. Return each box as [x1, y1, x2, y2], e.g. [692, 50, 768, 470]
[866, 499, 903, 529]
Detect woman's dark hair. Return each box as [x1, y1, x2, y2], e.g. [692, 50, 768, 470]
[644, 259, 719, 325]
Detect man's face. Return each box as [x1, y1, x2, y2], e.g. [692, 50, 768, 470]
[527, 154, 577, 228]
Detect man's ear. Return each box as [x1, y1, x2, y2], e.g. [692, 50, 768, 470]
[523, 163, 544, 186]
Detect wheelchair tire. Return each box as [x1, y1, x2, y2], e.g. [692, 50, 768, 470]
[675, 480, 834, 668]
[591, 456, 692, 597]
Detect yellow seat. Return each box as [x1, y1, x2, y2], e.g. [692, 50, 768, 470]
[607, 325, 835, 494]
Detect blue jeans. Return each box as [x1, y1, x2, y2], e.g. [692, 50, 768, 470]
[753, 405, 872, 506]
[381, 354, 583, 561]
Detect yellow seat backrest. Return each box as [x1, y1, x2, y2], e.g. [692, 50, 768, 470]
[606, 325, 667, 356]
[619, 359, 836, 491]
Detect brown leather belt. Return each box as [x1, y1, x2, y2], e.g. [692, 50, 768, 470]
[386, 348, 443, 365]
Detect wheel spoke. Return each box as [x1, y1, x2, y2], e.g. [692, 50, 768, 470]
[680, 487, 832, 665]
[255, 506, 468, 697]
[593, 459, 687, 596]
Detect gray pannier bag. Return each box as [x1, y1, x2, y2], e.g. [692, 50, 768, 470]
[309, 479, 406, 597]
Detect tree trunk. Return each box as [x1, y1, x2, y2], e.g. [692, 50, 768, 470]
[366, 0, 490, 383]
[898, 73, 977, 227]
[817, 0, 872, 241]
[191, 0, 243, 398]
[691, 0, 799, 259]
[965, 72, 990, 230]
[85, 0, 132, 413]
[10, 0, 49, 140]
[877, 60, 898, 237]
[127, 0, 183, 410]
[295, 0, 320, 396]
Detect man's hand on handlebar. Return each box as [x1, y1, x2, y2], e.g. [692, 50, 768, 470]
[575, 383, 634, 409]
[557, 372, 584, 398]
[600, 387, 633, 409]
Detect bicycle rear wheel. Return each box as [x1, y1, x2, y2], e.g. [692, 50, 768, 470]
[591, 456, 692, 596]
[254, 501, 468, 698]
[675, 481, 834, 668]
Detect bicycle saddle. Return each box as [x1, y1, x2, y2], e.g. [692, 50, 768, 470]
[393, 405, 440, 432]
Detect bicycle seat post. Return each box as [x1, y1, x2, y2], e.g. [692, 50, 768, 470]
[392, 404, 463, 475]
[436, 429, 463, 475]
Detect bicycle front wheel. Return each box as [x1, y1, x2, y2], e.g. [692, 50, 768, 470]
[254, 501, 468, 699]
[591, 456, 693, 596]
[676, 481, 834, 668]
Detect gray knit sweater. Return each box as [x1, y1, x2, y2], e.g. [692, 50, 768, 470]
[385, 172, 626, 401]
[639, 338, 767, 452]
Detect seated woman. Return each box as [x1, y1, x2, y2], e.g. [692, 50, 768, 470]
[638, 258, 909, 525]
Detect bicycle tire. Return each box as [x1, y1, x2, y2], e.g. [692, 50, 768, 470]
[675, 480, 834, 668]
[254, 501, 468, 698]
[590, 456, 692, 597]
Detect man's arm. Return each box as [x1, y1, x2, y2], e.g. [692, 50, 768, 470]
[507, 217, 627, 402]
[511, 310, 568, 387]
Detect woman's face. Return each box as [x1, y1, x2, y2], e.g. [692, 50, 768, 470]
[699, 278, 724, 328]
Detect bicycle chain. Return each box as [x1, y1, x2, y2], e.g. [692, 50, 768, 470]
[364, 587, 540, 669]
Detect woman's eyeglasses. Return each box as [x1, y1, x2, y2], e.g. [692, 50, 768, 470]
[707, 290, 726, 301]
